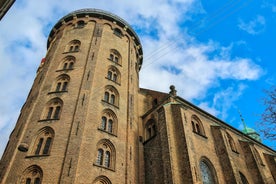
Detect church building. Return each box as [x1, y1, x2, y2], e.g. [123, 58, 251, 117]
[0, 9, 275, 184]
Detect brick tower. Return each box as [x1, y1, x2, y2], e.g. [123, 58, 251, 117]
[0, 9, 143, 183]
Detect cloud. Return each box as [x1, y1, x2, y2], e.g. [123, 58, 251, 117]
[238, 15, 266, 35]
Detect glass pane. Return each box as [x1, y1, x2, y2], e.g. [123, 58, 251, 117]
[108, 120, 113, 133]
[102, 117, 107, 130]
[47, 107, 53, 119]
[34, 177, 41, 184]
[97, 149, 103, 165]
[26, 178, 31, 184]
[43, 137, 52, 155]
[105, 151, 110, 167]
[35, 138, 43, 155]
[200, 161, 215, 184]
[53, 106, 61, 119]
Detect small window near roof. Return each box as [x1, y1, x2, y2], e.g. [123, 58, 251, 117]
[76, 20, 85, 28]
[113, 28, 122, 37]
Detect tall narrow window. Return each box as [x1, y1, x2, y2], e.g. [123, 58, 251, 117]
[62, 82, 68, 91]
[69, 62, 74, 69]
[43, 98, 63, 120]
[53, 74, 70, 93]
[60, 56, 75, 70]
[113, 74, 117, 82]
[34, 177, 41, 184]
[107, 71, 112, 80]
[105, 151, 110, 167]
[97, 149, 104, 165]
[107, 66, 120, 84]
[63, 63, 68, 70]
[101, 117, 107, 130]
[32, 127, 54, 156]
[100, 110, 117, 135]
[191, 115, 206, 137]
[226, 132, 238, 153]
[53, 106, 61, 119]
[42, 137, 52, 155]
[104, 92, 109, 102]
[26, 178, 31, 184]
[109, 49, 121, 65]
[66, 40, 81, 52]
[103, 86, 119, 106]
[239, 172, 249, 184]
[47, 107, 53, 119]
[95, 139, 115, 170]
[200, 159, 217, 184]
[20, 165, 43, 184]
[107, 120, 113, 133]
[35, 138, 43, 155]
[145, 119, 157, 141]
[110, 95, 115, 104]
[56, 82, 61, 92]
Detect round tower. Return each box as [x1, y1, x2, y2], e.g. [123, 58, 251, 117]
[0, 9, 143, 184]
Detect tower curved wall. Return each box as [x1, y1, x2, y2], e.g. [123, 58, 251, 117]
[0, 9, 143, 183]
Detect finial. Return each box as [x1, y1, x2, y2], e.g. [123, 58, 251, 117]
[169, 85, 177, 96]
[239, 110, 247, 133]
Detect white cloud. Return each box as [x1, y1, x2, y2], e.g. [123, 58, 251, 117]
[0, 0, 264, 157]
[238, 15, 266, 35]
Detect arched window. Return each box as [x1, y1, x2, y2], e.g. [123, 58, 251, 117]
[95, 139, 116, 170]
[113, 28, 123, 37]
[31, 127, 54, 156]
[103, 86, 119, 106]
[43, 98, 63, 120]
[54, 74, 70, 92]
[60, 56, 75, 70]
[106, 66, 120, 83]
[226, 132, 238, 153]
[66, 40, 81, 52]
[191, 115, 206, 137]
[199, 158, 217, 184]
[145, 119, 157, 141]
[93, 175, 112, 184]
[252, 146, 264, 166]
[109, 49, 121, 65]
[76, 20, 85, 28]
[20, 165, 43, 184]
[97, 149, 104, 165]
[99, 109, 117, 135]
[239, 172, 249, 184]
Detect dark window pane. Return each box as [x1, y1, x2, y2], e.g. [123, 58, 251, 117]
[107, 71, 112, 79]
[97, 149, 103, 165]
[53, 106, 61, 119]
[35, 138, 43, 155]
[113, 74, 117, 82]
[47, 107, 53, 119]
[34, 177, 41, 184]
[26, 178, 31, 184]
[102, 117, 107, 130]
[43, 137, 52, 155]
[63, 63, 68, 69]
[56, 82, 61, 91]
[69, 62, 74, 69]
[62, 82, 68, 91]
[108, 120, 113, 132]
[104, 92, 109, 102]
[105, 151, 110, 167]
[110, 95, 115, 104]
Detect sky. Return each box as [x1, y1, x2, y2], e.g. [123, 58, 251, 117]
[0, 0, 275, 157]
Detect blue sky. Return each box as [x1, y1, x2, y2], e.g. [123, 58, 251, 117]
[0, 0, 275, 157]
